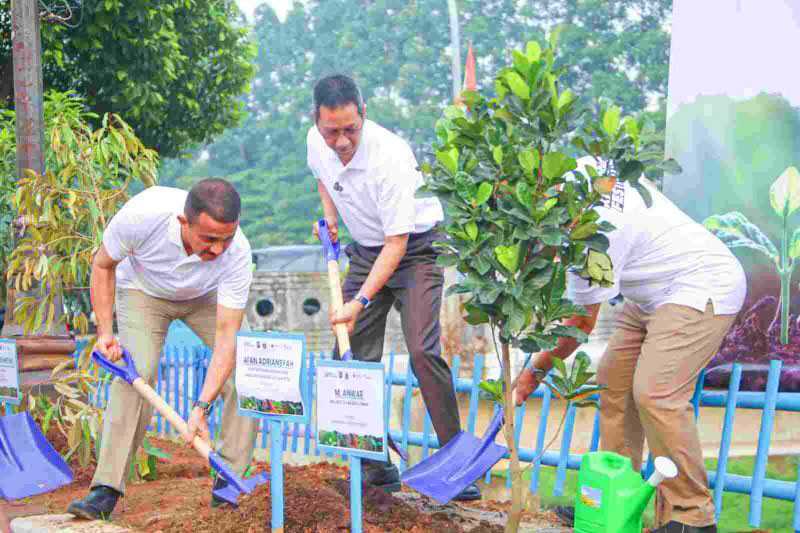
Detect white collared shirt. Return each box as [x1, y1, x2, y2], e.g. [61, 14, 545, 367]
[307, 119, 444, 247]
[567, 180, 746, 315]
[102, 186, 253, 309]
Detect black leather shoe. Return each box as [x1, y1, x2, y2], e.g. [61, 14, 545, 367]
[452, 483, 481, 501]
[361, 461, 401, 493]
[211, 476, 232, 508]
[553, 505, 574, 526]
[67, 485, 121, 520]
[652, 521, 717, 533]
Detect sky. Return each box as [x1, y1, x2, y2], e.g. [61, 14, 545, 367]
[236, 0, 292, 22]
[667, 0, 800, 118]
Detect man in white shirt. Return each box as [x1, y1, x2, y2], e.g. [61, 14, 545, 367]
[307, 74, 479, 501]
[67, 179, 258, 520]
[514, 179, 746, 533]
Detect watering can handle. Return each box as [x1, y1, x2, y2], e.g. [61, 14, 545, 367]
[318, 218, 352, 361]
[92, 349, 140, 385]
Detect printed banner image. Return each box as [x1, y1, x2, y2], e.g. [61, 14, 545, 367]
[235, 331, 307, 422]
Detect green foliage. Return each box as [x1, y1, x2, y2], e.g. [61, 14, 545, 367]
[704, 166, 800, 345]
[3, 91, 158, 335]
[158, 0, 672, 246]
[0, 0, 256, 158]
[27, 355, 106, 468]
[129, 436, 171, 482]
[425, 37, 630, 347]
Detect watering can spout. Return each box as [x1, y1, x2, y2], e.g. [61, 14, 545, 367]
[625, 457, 678, 523]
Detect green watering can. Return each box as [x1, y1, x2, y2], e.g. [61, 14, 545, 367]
[574, 451, 678, 533]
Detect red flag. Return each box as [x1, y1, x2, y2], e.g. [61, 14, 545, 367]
[463, 41, 476, 91]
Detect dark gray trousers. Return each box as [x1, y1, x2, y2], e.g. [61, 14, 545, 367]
[334, 230, 461, 447]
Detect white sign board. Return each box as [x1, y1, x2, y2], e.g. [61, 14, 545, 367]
[235, 332, 307, 422]
[316, 360, 387, 460]
[0, 339, 20, 405]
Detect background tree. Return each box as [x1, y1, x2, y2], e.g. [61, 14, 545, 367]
[0, 0, 256, 157]
[159, 0, 672, 247]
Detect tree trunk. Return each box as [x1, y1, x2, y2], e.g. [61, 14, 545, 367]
[446, 0, 462, 101]
[502, 342, 523, 533]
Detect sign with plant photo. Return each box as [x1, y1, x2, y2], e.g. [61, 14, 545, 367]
[235, 331, 308, 423]
[0, 339, 20, 405]
[316, 360, 387, 461]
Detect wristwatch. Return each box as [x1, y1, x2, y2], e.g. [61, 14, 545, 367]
[355, 293, 371, 308]
[193, 400, 213, 418]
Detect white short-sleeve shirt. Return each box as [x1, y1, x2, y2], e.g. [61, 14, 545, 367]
[567, 180, 746, 315]
[103, 186, 253, 309]
[307, 120, 444, 247]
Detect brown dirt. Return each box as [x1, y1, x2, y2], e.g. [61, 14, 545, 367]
[17, 435, 516, 532]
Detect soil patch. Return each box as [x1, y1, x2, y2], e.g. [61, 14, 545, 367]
[18, 435, 563, 532]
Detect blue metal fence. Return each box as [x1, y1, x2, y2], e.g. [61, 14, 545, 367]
[4, 343, 800, 529]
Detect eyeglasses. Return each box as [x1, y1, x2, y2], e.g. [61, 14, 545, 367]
[317, 122, 363, 141]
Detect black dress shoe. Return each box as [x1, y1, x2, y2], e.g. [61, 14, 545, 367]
[361, 461, 401, 493]
[67, 485, 121, 520]
[553, 505, 574, 526]
[452, 483, 481, 502]
[652, 521, 717, 533]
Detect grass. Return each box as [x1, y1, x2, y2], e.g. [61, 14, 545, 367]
[490, 455, 797, 532]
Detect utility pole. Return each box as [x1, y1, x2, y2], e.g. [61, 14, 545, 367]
[447, 0, 462, 102]
[3, 0, 46, 336]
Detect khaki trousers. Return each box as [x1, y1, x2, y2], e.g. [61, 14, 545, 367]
[597, 301, 735, 527]
[91, 289, 258, 494]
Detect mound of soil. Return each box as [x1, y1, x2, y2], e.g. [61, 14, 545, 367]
[16, 434, 562, 532]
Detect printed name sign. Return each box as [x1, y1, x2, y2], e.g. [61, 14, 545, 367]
[0, 339, 20, 405]
[235, 332, 307, 423]
[316, 359, 387, 461]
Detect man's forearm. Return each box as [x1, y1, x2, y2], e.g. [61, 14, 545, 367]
[90, 266, 116, 337]
[317, 180, 338, 220]
[197, 337, 235, 404]
[358, 239, 406, 300]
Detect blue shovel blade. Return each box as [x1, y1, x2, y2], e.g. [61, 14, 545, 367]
[209, 452, 269, 506]
[401, 430, 507, 505]
[211, 471, 269, 507]
[0, 412, 74, 500]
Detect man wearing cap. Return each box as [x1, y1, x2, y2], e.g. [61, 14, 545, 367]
[307, 74, 479, 501]
[514, 178, 746, 532]
[67, 178, 258, 519]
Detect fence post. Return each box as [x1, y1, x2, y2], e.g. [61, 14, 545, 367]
[713, 362, 742, 520]
[749, 359, 782, 526]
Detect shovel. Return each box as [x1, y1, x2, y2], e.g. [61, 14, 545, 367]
[0, 411, 74, 500]
[317, 219, 409, 463]
[92, 349, 268, 506]
[401, 406, 508, 504]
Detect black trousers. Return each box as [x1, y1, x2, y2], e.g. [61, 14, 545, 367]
[333, 230, 461, 447]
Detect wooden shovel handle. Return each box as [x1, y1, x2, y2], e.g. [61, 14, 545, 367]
[131, 378, 213, 460]
[326, 258, 352, 355]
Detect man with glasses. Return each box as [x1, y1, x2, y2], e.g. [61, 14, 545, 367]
[307, 74, 479, 501]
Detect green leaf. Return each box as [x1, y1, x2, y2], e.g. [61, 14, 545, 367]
[493, 146, 503, 166]
[618, 160, 644, 182]
[465, 221, 478, 241]
[570, 222, 598, 240]
[769, 166, 800, 217]
[436, 147, 459, 176]
[703, 212, 778, 264]
[791, 228, 800, 259]
[602, 106, 622, 136]
[557, 89, 575, 110]
[475, 182, 493, 206]
[525, 41, 542, 62]
[551, 357, 568, 380]
[542, 152, 575, 179]
[518, 150, 538, 175]
[504, 71, 530, 101]
[512, 51, 530, 74]
[494, 244, 521, 273]
[515, 182, 533, 209]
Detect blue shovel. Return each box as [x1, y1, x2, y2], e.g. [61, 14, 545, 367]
[401, 406, 508, 504]
[92, 349, 268, 506]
